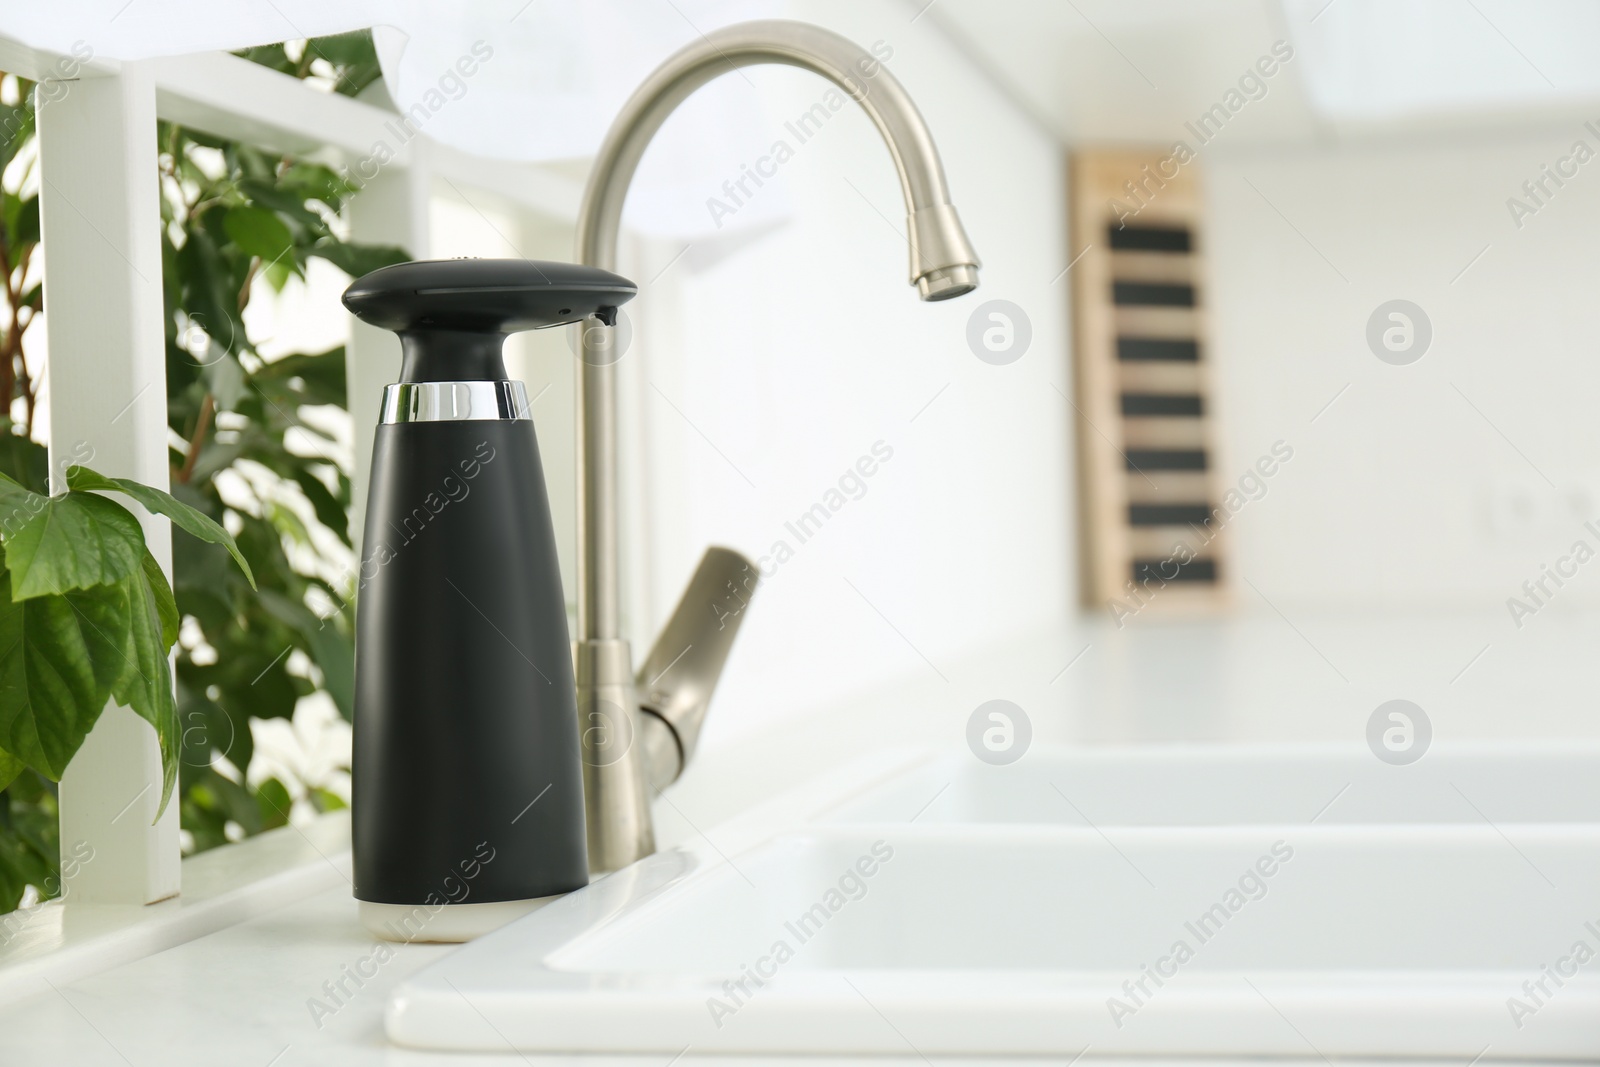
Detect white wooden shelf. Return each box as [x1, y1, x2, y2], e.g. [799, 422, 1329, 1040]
[1, 29, 586, 909]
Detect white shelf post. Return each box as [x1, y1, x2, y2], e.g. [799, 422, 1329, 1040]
[346, 148, 432, 556]
[38, 61, 180, 904]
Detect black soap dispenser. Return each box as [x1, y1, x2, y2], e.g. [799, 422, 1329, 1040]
[342, 258, 636, 942]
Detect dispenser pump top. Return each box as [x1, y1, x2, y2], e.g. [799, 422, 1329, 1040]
[342, 258, 638, 383]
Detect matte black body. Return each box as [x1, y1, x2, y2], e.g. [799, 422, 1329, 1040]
[353, 417, 588, 903]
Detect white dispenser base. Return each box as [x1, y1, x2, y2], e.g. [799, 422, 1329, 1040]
[359, 895, 562, 943]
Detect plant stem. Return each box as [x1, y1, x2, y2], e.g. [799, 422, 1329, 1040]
[0, 227, 14, 424]
[178, 393, 214, 484]
[238, 260, 258, 313]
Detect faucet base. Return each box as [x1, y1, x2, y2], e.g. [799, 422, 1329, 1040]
[574, 638, 656, 874]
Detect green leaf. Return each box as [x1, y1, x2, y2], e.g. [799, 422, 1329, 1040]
[225, 645, 300, 722]
[280, 162, 354, 209]
[0, 572, 113, 779]
[237, 178, 327, 238]
[263, 500, 310, 549]
[3, 192, 39, 251]
[292, 467, 349, 547]
[222, 205, 294, 266]
[255, 347, 347, 408]
[0, 474, 146, 601]
[308, 240, 409, 279]
[174, 224, 252, 360]
[0, 431, 49, 493]
[0, 100, 35, 175]
[255, 776, 292, 830]
[177, 681, 251, 776]
[262, 256, 294, 292]
[256, 588, 353, 721]
[304, 31, 384, 98]
[65, 466, 255, 589]
[231, 43, 297, 77]
[201, 351, 248, 412]
[108, 565, 180, 815]
[12, 195, 38, 249]
[185, 437, 247, 487]
[310, 787, 347, 812]
[0, 471, 42, 521]
[0, 748, 23, 792]
[142, 549, 179, 649]
[39, 564, 181, 815]
[0, 804, 58, 915]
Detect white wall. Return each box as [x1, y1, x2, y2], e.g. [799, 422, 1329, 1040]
[621, 0, 1075, 748]
[1203, 127, 1600, 616]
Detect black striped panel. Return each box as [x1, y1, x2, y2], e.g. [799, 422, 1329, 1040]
[1107, 225, 1192, 253]
[1121, 393, 1203, 417]
[1132, 558, 1218, 584]
[1128, 503, 1213, 526]
[1113, 282, 1195, 307]
[1125, 449, 1207, 472]
[1117, 337, 1199, 362]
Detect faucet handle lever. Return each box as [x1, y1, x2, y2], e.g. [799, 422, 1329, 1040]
[635, 546, 758, 788]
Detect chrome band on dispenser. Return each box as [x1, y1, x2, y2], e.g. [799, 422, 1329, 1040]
[380, 381, 529, 424]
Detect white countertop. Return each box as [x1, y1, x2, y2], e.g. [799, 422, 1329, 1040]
[2, 611, 1596, 1064]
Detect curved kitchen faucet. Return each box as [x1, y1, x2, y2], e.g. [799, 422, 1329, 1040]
[573, 19, 982, 873]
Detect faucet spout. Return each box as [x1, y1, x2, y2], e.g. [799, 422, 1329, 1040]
[573, 20, 981, 874]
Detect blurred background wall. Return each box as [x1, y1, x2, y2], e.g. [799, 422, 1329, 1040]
[242, 0, 1600, 753]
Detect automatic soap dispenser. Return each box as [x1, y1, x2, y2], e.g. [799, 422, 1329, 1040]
[341, 258, 636, 942]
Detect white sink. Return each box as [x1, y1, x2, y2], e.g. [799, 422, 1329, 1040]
[824, 743, 1600, 825]
[387, 745, 1600, 1057]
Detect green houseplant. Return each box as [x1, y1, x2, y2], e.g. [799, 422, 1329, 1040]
[0, 32, 408, 912]
[0, 468, 256, 806]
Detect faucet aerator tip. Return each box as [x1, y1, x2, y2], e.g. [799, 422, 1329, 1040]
[917, 264, 980, 301]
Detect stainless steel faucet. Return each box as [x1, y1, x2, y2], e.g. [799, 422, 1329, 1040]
[572, 19, 982, 874]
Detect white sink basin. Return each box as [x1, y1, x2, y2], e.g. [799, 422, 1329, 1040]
[824, 743, 1600, 825]
[388, 745, 1600, 1057]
